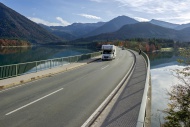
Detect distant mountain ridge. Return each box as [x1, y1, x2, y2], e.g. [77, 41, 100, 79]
[85, 16, 139, 37]
[59, 22, 105, 37]
[114, 22, 180, 40]
[149, 19, 179, 29]
[149, 19, 190, 30]
[0, 2, 63, 44]
[175, 23, 190, 30]
[41, 22, 105, 40]
[44, 16, 190, 42]
[42, 15, 139, 41]
[72, 22, 190, 43]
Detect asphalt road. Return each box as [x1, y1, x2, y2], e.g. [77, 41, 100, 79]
[0, 48, 134, 127]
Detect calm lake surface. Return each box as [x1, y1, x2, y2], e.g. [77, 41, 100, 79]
[0, 46, 98, 66]
[149, 51, 185, 126]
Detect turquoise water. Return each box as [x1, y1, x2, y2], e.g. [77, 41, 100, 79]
[0, 46, 98, 66]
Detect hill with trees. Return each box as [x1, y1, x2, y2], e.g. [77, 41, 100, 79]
[0, 2, 63, 45]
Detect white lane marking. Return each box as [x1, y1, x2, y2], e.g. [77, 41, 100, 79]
[5, 88, 63, 116]
[101, 65, 109, 70]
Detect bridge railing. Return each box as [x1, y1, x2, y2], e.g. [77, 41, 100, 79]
[136, 51, 151, 127]
[0, 51, 101, 80]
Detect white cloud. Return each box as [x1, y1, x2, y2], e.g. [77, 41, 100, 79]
[28, 17, 70, 26]
[90, 0, 103, 2]
[114, 0, 190, 24]
[157, 13, 190, 24]
[134, 17, 149, 22]
[78, 14, 102, 20]
[56, 17, 71, 26]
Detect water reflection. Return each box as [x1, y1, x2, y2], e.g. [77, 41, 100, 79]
[0, 47, 31, 55]
[0, 46, 97, 66]
[148, 51, 179, 68]
[150, 51, 184, 127]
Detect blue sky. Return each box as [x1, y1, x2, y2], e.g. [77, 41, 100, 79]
[1, 0, 190, 26]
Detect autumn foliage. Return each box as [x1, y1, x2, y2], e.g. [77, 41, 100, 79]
[0, 39, 31, 47]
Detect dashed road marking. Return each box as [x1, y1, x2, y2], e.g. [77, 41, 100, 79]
[101, 65, 109, 70]
[5, 88, 63, 116]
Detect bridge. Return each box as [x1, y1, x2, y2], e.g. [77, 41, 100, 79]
[0, 48, 151, 127]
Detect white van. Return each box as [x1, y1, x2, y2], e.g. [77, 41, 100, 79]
[101, 45, 116, 60]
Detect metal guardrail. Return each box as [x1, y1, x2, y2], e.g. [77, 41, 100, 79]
[136, 51, 151, 127]
[0, 51, 101, 80]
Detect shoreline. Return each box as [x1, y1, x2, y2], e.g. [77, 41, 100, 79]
[0, 46, 32, 48]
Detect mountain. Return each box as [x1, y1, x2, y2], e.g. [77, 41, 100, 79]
[73, 22, 189, 43]
[2, 2, 190, 45]
[39, 24, 76, 41]
[180, 27, 190, 33]
[178, 27, 190, 42]
[51, 31, 76, 41]
[0, 2, 63, 44]
[85, 15, 139, 37]
[43, 16, 190, 42]
[41, 16, 138, 40]
[150, 19, 179, 29]
[41, 22, 105, 40]
[174, 23, 190, 30]
[57, 22, 105, 36]
[150, 19, 190, 30]
[114, 22, 180, 40]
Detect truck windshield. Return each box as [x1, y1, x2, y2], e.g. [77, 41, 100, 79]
[103, 50, 113, 54]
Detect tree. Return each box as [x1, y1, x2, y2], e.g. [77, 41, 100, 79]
[162, 48, 190, 127]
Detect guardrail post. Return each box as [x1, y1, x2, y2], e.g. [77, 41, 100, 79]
[16, 64, 18, 76]
[36, 62, 37, 72]
[39, 61, 42, 70]
[50, 60, 52, 69]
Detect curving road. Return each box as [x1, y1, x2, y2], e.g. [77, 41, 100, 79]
[0, 48, 134, 127]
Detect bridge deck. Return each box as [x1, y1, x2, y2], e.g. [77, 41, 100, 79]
[101, 51, 147, 127]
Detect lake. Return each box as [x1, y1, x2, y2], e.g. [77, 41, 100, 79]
[0, 46, 98, 66]
[149, 51, 185, 126]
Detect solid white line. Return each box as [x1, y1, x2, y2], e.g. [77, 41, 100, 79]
[101, 65, 109, 70]
[5, 88, 63, 116]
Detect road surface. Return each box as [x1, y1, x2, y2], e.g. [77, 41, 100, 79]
[0, 48, 134, 127]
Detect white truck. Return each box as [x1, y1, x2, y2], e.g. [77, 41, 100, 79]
[101, 45, 116, 60]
